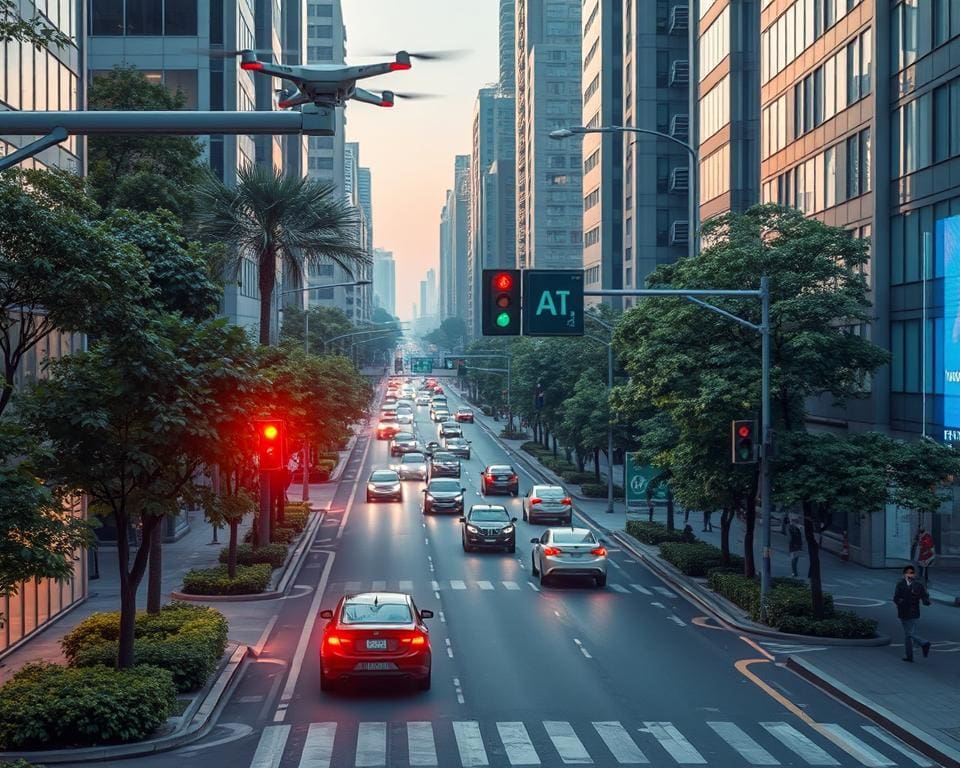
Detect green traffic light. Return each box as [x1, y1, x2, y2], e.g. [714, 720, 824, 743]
[496, 312, 511, 328]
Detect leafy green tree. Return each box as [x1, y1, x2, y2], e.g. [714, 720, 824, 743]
[280, 305, 354, 353]
[424, 317, 468, 351]
[87, 66, 206, 220]
[194, 166, 366, 346]
[559, 372, 610, 481]
[18, 317, 261, 667]
[0, 0, 72, 48]
[615, 205, 889, 586]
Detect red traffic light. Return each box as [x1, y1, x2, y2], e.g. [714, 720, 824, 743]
[262, 424, 279, 441]
[256, 419, 285, 471]
[737, 424, 751, 438]
[493, 272, 514, 291]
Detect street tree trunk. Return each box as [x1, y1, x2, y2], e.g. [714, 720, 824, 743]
[227, 519, 239, 579]
[720, 506, 735, 565]
[666, 487, 675, 531]
[146, 525, 162, 615]
[257, 246, 278, 346]
[593, 448, 601, 484]
[803, 500, 826, 619]
[116, 513, 160, 669]
[744, 495, 757, 579]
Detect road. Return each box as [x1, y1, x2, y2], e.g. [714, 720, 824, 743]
[91, 379, 941, 768]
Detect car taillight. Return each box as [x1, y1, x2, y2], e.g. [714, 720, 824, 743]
[325, 635, 349, 647]
[530, 498, 541, 505]
[561, 497, 572, 505]
[591, 546, 607, 557]
[509, 474, 517, 481]
[543, 546, 562, 556]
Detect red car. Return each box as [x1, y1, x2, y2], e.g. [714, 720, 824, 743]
[433, 385, 444, 394]
[455, 408, 474, 423]
[319, 592, 433, 691]
[376, 420, 400, 440]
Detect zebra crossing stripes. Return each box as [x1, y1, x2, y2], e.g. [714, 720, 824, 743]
[544, 720, 592, 764]
[407, 722, 438, 766]
[328, 579, 672, 594]
[502, 580, 521, 590]
[592, 721, 649, 764]
[299, 723, 336, 768]
[707, 721, 779, 765]
[654, 586, 677, 598]
[354, 722, 386, 767]
[453, 721, 488, 766]
[860, 727, 936, 767]
[820, 725, 897, 767]
[250, 724, 289, 768]
[629, 584, 653, 595]
[762, 722, 841, 765]
[496, 722, 541, 765]
[642, 722, 707, 764]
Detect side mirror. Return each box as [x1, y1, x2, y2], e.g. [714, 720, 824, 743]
[319, 609, 333, 619]
[511, 517, 518, 523]
[530, 538, 539, 544]
[422, 489, 427, 494]
[458, 517, 466, 523]
[461, 487, 467, 493]
[420, 609, 434, 619]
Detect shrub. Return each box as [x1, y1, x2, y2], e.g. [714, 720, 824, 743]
[757, 583, 835, 626]
[499, 429, 527, 440]
[626, 521, 686, 545]
[1, 760, 46, 768]
[220, 543, 288, 569]
[777, 612, 878, 639]
[542, 457, 578, 474]
[658, 542, 747, 577]
[182, 563, 272, 598]
[0, 663, 176, 749]
[282, 507, 309, 532]
[561, 471, 595, 485]
[581, 483, 624, 498]
[272, 526, 299, 544]
[521, 441, 551, 456]
[62, 603, 229, 693]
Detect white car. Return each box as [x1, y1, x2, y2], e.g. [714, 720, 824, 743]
[396, 408, 414, 425]
[530, 527, 607, 588]
[417, 394, 431, 406]
[395, 452, 428, 481]
[431, 407, 450, 423]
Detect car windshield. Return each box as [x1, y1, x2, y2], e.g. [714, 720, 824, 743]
[552, 531, 597, 544]
[370, 471, 398, 482]
[341, 601, 412, 625]
[447, 439, 466, 446]
[380, 414, 397, 423]
[433, 452, 457, 462]
[537, 487, 567, 499]
[489, 465, 514, 474]
[458, 409, 472, 414]
[394, 433, 414, 441]
[470, 507, 510, 522]
[401, 453, 425, 463]
[428, 480, 461, 492]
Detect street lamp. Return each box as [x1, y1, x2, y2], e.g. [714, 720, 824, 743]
[276, 279, 372, 352]
[549, 125, 699, 260]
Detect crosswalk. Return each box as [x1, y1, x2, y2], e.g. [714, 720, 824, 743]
[329, 580, 677, 597]
[247, 718, 937, 767]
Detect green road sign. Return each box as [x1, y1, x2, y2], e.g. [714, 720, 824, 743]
[410, 357, 433, 373]
[522, 269, 584, 336]
[625, 454, 669, 505]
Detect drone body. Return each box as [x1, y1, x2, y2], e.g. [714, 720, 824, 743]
[239, 50, 412, 109]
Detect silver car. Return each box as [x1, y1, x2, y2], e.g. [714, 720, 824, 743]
[530, 528, 607, 588]
[395, 452, 428, 481]
[523, 485, 573, 525]
[396, 407, 414, 425]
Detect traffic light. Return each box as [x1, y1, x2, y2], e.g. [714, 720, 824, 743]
[482, 269, 521, 336]
[256, 419, 286, 471]
[731, 420, 757, 464]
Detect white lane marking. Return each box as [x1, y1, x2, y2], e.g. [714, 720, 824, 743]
[819, 725, 896, 767]
[477, 580, 494, 590]
[503, 580, 521, 590]
[407, 722, 439, 766]
[641, 722, 707, 764]
[610, 583, 629, 593]
[431, 580, 441, 590]
[761, 723, 840, 765]
[250, 725, 290, 768]
[345, 580, 362, 592]
[453, 721, 489, 766]
[860, 726, 935, 766]
[335, 435, 370, 540]
[447, 648, 454, 658]
[528, 581, 540, 591]
[253, 615, 278, 656]
[371, 579, 387, 591]
[399, 580, 414, 590]
[454, 677, 465, 704]
[439, 610, 446, 623]
[667, 615, 687, 627]
[544, 721, 592, 764]
[298, 722, 337, 768]
[451, 579, 467, 590]
[580, 647, 593, 659]
[593, 721, 649, 764]
[654, 586, 677, 598]
[608, 559, 623, 570]
[497, 722, 542, 765]
[650, 601, 666, 609]
[555, 611, 562, 618]
[630, 584, 653, 595]
[707, 722, 779, 765]
[355, 722, 387, 767]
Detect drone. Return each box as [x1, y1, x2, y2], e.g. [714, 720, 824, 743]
[228, 49, 450, 110]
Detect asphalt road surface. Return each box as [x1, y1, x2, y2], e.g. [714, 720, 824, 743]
[84, 381, 942, 768]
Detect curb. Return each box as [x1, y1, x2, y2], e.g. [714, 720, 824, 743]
[786, 656, 960, 768]
[171, 507, 326, 603]
[0, 642, 250, 763]
[929, 589, 960, 608]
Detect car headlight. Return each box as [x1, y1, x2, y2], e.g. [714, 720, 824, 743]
[466, 524, 478, 533]
[390, 483, 401, 492]
[425, 493, 434, 501]
[502, 525, 515, 534]
[367, 483, 376, 490]
[456, 492, 464, 499]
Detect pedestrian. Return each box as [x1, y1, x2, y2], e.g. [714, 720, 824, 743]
[702, 509, 713, 532]
[894, 565, 932, 662]
[916, 528, 936, 586]
[788, 519, 803, 578]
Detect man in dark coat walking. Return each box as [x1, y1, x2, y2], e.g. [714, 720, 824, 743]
[894, 565, 932, 662]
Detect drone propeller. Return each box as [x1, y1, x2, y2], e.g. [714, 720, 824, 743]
[363, 49, 469, 62]
[392, 92, 441, 100]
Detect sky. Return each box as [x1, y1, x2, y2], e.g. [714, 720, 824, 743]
[341, 1, 500, 322]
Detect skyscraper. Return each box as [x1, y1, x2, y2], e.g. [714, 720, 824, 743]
[306, 0, 347, 196]
[439, 192, 454, 319]
[372, 248, 397, 317]
[451, 155, 471, 320]
[426, 268, 438, 317]
[515, 0, 583, 270]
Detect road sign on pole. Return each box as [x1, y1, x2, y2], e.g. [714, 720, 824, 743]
[410, 357, 433, 374]
[625, 454, 669, 507]
[522, 269, 584, 336]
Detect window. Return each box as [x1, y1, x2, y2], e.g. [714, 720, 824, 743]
[126, 0, 163, 34]
[310, 4, 333, 16]
[91, 0, 124, 34]
[309, 24, 333, 38]
[584, 188, 600, 210]
[308, 46, 334, 61]
[656, 210, 669, 246]
[165, 0, 197, 34]
[824, 146, 836, 208]
[700, 145, 730, 204]
[700, 6, 730, 81]
[700, 76, 730, 141]
[583, 148, 600, 174]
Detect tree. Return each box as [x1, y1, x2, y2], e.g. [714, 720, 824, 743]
[280, 305, 353, 353]
[87, 67, 206, 220]
[559, 372, 610, 481]
[424, 317, 468, 351]
[0, 168, 151, 415]
[18, 316, 261, 667]
[194, 165, 366, 346]
[0, 0, 72, 48]
[615, 204, 889, 588]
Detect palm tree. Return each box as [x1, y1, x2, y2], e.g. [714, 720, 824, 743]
[194, 165, 366, 345]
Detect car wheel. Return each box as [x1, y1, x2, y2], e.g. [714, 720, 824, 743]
[531, 554, 539, 575]
[320, 666, 334, 692]
[596, 574, 607, 588]
[522, 506, 527, 521]
[366, 494, 372, 503]
[417, 669, 431, 691]
[461, 534, 469, 552]
[539, 568, 548, 586]
[508, 544, 516, 554]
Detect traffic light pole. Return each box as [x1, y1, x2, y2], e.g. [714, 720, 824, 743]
[585, 279, 773, 622]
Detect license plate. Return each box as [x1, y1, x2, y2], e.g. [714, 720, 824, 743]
[485, 538, 497, 543]
[366, 639, 388, 650]
[497, 476, 508, 481]
[356, 662, 394, 671]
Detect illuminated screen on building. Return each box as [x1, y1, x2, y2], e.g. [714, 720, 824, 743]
[940, 215, 960, 440]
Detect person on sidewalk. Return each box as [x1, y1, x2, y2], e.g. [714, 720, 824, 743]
[702, 509, 713, 532]
[788, 519, 804, 578]
[916, 528, 936, 586]
[894, 565, 932, 662]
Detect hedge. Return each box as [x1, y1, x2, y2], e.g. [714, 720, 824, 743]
[0, 663, 176, 749]
[581, 483, 625, 498]
[182, 563, 273, 598]
[625, 521, 687, 545]
[561, 471, 596, 485]
[707, 571, 877, 638]
[282, 507, 310, 532]
[658, 542, 746, 577]
[521, 441, 551, 457]
[271, 526, 299, 544]
[542, 457, 578, 474]
[62, 603, 229, 693]
[219, 543, 288, 569]
[0, 760, 45, 768]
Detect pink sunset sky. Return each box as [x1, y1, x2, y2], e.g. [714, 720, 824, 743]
[341, 1, 500, 322]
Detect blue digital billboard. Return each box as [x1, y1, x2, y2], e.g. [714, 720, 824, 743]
[939, 215, 960, 440]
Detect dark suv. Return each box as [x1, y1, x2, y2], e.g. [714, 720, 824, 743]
[480, 464, 519, 496]
[460, 505, 517, 553]
[390, 432, 419, 456]
[422, 478, 466, 514]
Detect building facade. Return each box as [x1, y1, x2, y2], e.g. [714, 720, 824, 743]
[425, 267, 438, 317]
[305, 0, 346, 196]
[450, 155, 471, 321]
[439, 191, 454, 319]
[0, 0, 88, 661]
[516, 0, 583, 269]
[372, 248, 397, 317]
